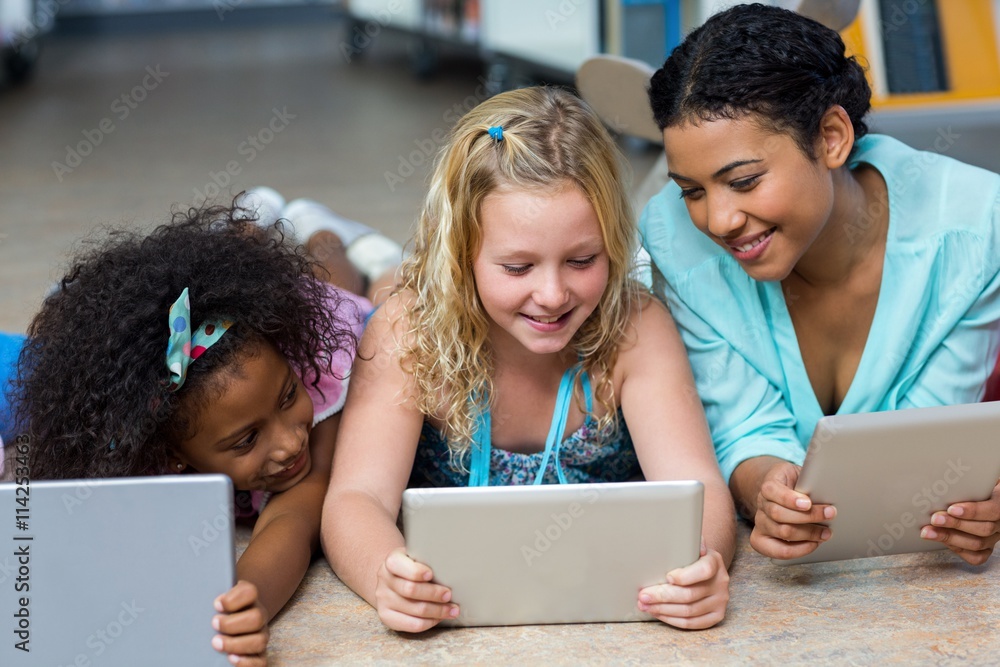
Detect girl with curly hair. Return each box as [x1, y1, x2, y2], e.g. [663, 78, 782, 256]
[9, 204, 371, 665]
[322, 86, 736, 632]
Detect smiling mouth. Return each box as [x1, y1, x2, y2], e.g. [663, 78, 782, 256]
[526, 313, 566, 324]
[730, 228, 776, 253]
[269, 447, 308, 480]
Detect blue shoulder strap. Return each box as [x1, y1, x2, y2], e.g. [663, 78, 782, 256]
[467, 365, 591, 486]
[468, 397, 491, 487]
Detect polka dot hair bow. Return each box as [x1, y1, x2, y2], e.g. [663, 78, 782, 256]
[164, 288, 232, 392]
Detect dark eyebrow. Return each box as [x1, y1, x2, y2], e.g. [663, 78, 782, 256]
[213, 367, 293, 448]
[669, 159, 764, 183]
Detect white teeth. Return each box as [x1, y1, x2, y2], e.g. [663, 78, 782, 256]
[735, 230, 772, 253]
[530, 315, 560, 323]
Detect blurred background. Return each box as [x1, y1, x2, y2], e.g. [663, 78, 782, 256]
[1, 0, 999, 333]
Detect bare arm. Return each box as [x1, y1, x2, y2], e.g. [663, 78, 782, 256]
[237, 413, 340, 621]
[618, 297, 734, 629]
[620, 297, 735, 563]
[209, 412, 341, 663]
[321, 296, 457, 632]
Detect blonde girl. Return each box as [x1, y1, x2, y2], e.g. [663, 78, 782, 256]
[322, 87, 735, 632]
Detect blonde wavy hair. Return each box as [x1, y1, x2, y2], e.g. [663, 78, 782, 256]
[396, 86, 641, 465]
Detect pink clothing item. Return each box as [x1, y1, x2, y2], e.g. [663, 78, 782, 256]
[304, 283, 371, 426]
[236, 282, 371, 519]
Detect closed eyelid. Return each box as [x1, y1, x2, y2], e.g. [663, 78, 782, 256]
[670, 159, 764, 184]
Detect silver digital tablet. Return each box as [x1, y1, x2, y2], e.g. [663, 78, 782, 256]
[402, 480, 703, 627]
[778, 402, 1000, 565]
[0, 474, 235, 666]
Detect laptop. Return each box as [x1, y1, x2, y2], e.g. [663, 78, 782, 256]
[778, 402, 1000, 565]
[0, 474, 235, 666]
[402, 480, 703, 627]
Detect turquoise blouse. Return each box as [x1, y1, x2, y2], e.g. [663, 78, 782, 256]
[639, 134, 1000, 481]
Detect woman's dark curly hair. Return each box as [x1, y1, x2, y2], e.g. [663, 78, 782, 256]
[12, 201, 359, 480]
[649, 3, 871, 157]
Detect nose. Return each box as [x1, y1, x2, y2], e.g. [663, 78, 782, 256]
[270, 419, 307, 464]
[533, 267, 570, 310]
[705, 194, 747, 239]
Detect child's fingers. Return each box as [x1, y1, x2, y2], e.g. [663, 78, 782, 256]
[387, 575, 453, 604]
[374, 551, 459, 632]
[215, 580, 261, 614]
[378, 580, 459, 620]
[375, 584, 460, 633]
[214, 606, 267, 636]
[380, 548, 453, 603]
[211, 629, 268, 658]
[663, 551, 725, 587]
[378, 606, 453, 634]
[654, 609, 727, 630]
[227, 654, 267, 667]
[385, 547, 434, 582]
[639, 595, 726, 621]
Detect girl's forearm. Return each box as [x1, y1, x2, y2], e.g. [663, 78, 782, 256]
[322, 489, 406, 607]
[237, 514, 316, 622]
[703, 479, 737, 566]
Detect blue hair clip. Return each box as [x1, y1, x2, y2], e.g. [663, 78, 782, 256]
[488, 125, 503, 142]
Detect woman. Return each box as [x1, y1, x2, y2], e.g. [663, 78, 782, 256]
[640, 4, 1000, 564]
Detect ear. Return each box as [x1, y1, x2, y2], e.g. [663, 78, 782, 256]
[166, 453, 189, 474]
[816, 105, 855, 170]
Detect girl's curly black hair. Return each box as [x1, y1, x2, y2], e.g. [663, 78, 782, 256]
[12, 201, 358, 480]
[648, 3, 871, 157]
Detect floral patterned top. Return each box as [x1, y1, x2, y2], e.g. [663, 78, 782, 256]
[409, 409, 640, 487]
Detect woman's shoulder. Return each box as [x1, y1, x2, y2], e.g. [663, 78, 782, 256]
[853, 134, 1000, 243]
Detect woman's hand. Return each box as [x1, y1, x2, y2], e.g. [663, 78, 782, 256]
[374, 547, 459, 633]
[749, 460, 836, 559]
[212, 580, 269, 666]
[921, 480, 1000, 565]
[638, 543, 729, 629]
